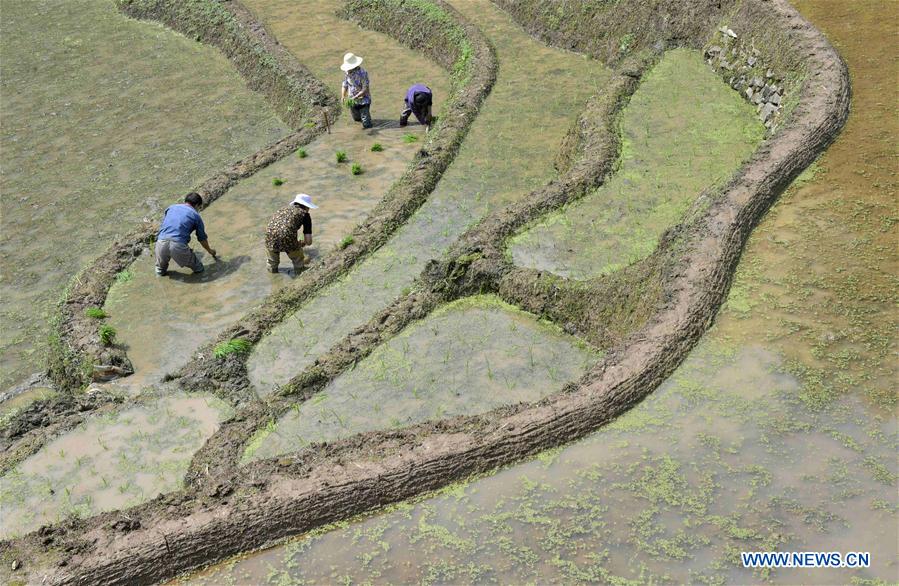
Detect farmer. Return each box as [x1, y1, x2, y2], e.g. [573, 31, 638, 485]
[155, 192, 217, 276]
[400, 83, 433, 127]
[265, 193, 317, 274]
[340, 52, 372, 129]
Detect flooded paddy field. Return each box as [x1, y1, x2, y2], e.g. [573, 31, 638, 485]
[244, 295, 598, 462]
[1, 393, 233, 539]
[509, 48, 764, 279]
[0, 0, 285, 392]
[182, 1, 896, 584]
[248, 0, 610, 394]
[0, 0, 893, 582]
[102, 0, 448, 391]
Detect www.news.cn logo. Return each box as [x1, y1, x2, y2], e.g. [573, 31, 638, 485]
[741, 551, 871, 568]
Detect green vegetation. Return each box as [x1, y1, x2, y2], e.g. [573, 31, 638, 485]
[247, 295, 598, 461]
[98, 324, 116, 346]
[0, 394, 233, 539]
[403, 133, 418, 143]
[83, 307, 107, 319]
[508, 48, 764, 279]
[343, 98, 356, 109]
[213, 337, 252, 359]
[272, 177, 285, 186]
[339, 235, 355, 249]
[351, 162, 363, 175]
[114, 268, 133, 283]
[296, 148, 307, 158]
[370, 143, 383, 152]
[335, 150, 348, 163]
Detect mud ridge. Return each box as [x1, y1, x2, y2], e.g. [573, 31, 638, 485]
[44, 0, 338, 397]
[1, 0, 849, 583]
[168, 0, 498, 402]
[8, 0, 496, 463]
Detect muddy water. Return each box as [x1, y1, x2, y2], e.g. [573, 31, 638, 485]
[509, 48, 764, 279]
[244, 296, 598, 462]
[247, 0, 611, 394]
[0, 0, 285, 392]
[104, 125, 426, 392]
[102, 0, 449, 391]
[0, 393, 233, 539]
[183, 2, 897, 583]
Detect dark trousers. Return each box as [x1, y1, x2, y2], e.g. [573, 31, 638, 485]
[350, 103, 372, 128]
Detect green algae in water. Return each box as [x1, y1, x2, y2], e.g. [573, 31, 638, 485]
[243, 295, 599, 462]
[0, 393, 234, 539]
[508, 48, 765, 279]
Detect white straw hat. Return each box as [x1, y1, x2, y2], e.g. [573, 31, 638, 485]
[340, 52, 363, 72]
[292, 193, 318, 209]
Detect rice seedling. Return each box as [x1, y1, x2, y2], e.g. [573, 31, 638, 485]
[339, 235, 355, 249]
[335, 150, 348, 163]
[403, 133, 418, 143]
[351, 162, 363, 175]
[296, 148, 307, 158]
[370, 143, 383, 152]
[84, 307, 107, 319]
[343, 98, 356, 109]
[272, 177, 285, 186]
[98, 324, 116, 346]
[114, 268, 133, 283]
[213, 338, 252, 359]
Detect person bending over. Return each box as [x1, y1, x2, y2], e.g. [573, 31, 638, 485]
[340, 53, 372, 129]
[155, 192, 217, 276]
[265, 193, 317, 274]
[400, 83, 433, 127]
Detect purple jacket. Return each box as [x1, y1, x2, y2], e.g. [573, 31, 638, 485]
[404, 84, 432, 109]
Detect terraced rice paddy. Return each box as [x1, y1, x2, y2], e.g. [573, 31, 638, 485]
[247, 0, 611, 394]
[102, 0, 449, 390]
[1, 393, 233, 539]
[1, 0, 893, 583]
[180, 2, 899, 583]
[244, 295, 599, 462]
[0, 0, 285, 392]
[509, 48, 764, 279]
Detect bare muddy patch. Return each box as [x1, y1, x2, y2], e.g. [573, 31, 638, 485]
[508, 48, 764, 279]
[0, 393, 232, 539]
[244, 295, 598, 461]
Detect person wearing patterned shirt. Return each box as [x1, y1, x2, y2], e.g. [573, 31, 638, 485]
[265, 193, 317, 274]
[340, 52, 372, 129]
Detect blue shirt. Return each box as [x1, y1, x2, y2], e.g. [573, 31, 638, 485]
[342, 67, 371, 105]
[158, 203, 207, 244]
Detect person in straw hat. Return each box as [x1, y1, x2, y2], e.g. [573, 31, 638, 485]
[340, 52, 372, 129]
[264, 193, 317, 274]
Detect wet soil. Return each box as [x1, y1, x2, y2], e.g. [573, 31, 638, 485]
[509, 48, 764, 279]
[97, 0, 449, 393]
[103, 125, 426, 393]
[244, 295, 598, 462]
[182, 1, 896, 583]
[0, 393, 233, 540]
[0, 0, 285, 393]
[0, 0, 857, 583]
[247, 0, 611, 394]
